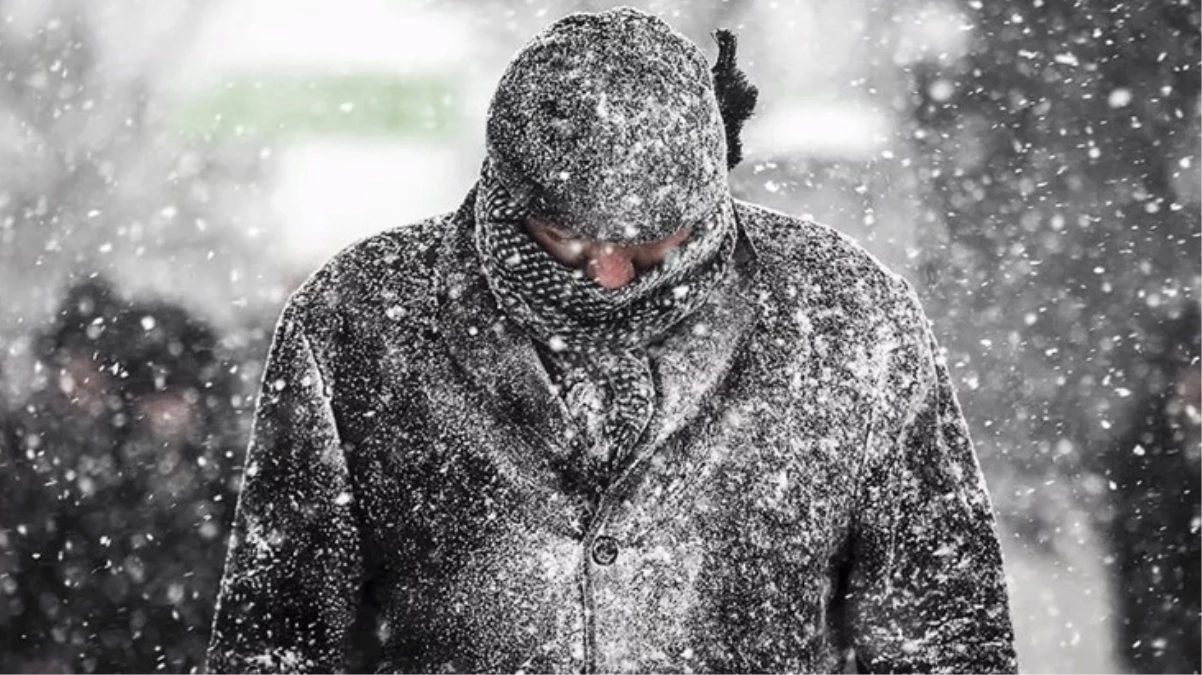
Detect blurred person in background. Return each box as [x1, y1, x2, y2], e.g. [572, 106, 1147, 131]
[0, 277, 243, 673]
[1107, 302, 1201, 674]
[208, 9, 1015, 673]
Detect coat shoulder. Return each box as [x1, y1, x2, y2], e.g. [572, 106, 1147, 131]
[284, 213, 451, 339]
[735, 199, 928, 337]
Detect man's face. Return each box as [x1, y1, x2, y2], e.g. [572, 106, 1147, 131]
[525, 217, 692, 289]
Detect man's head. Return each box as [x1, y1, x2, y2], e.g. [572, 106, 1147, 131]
[473, 8, 755, 350]
[37, 277, 230, 442]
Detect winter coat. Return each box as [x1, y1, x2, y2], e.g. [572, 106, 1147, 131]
[207, 189, 1017, 674]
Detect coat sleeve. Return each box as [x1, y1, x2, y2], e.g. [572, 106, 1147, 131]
[845, 320, 1017, 674]
[206, 303, 363, 674]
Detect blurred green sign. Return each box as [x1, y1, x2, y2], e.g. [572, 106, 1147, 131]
[176, 73, 458, 139]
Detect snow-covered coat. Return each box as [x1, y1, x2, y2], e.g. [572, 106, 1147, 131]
[206, 188, 1017, 673]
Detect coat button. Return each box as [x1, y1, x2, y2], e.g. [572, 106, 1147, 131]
[591, 536, 619, 566]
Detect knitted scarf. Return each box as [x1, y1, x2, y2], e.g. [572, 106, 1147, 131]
[474, 161, 737, 481]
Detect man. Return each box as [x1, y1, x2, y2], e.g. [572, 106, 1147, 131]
[1, 278, 241, 673]
[208, 8, 1016, 673]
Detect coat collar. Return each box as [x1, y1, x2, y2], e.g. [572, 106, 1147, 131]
[435, 185, 763, 505]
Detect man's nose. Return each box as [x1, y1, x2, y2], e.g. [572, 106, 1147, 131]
[586, 245, 636, 289]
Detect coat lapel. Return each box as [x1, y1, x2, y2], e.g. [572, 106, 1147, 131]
[435, 189, 578, 467]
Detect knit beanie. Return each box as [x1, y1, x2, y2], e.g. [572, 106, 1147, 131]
[484, 7, 729, 243]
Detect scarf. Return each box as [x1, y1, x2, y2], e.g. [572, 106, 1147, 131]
[474, 161, 738, 483]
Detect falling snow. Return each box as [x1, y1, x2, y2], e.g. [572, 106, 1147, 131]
[0, 1, 1197, 674]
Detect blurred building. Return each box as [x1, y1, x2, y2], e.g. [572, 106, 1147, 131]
[175, 0, 474, 270]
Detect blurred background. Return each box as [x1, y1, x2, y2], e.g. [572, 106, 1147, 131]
[0, 0, 1197, 672]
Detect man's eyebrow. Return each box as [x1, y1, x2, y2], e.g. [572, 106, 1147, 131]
[528, 217, 580, 238]
[529, 217, 694, 246]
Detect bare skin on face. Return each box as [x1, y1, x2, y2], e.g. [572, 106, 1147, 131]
[525, 217, 692, 289]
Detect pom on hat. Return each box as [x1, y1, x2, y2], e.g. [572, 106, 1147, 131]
[711, 29, 759, 170]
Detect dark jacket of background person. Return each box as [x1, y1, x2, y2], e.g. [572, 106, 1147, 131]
[206, 192, 1017, 674]
[0, 279, 243, 673]
[1107, 303, 1201, 674]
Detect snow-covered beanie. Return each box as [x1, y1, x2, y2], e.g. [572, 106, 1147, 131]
[472, 8, 756, 485]
[483, 7, 730, 243]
